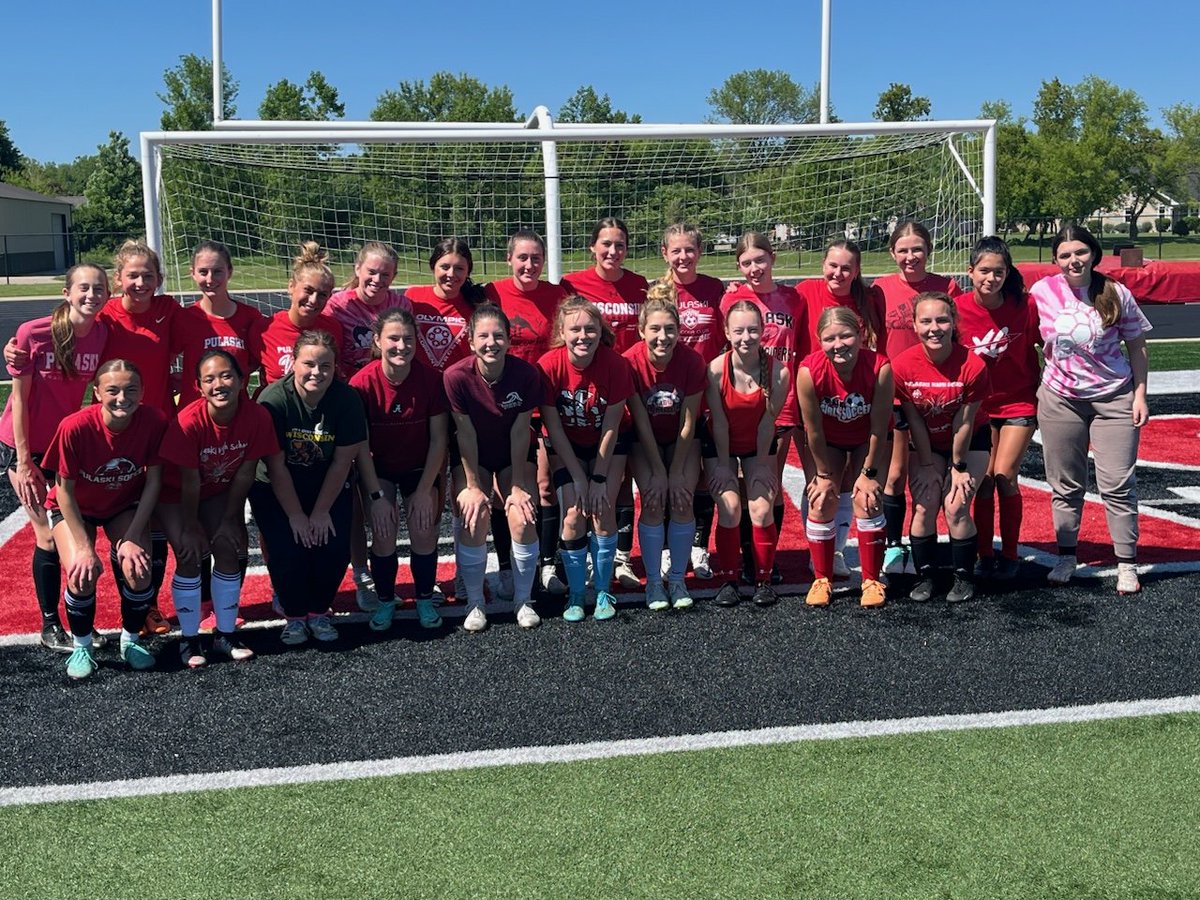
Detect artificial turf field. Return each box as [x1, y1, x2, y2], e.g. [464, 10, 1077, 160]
[2, 394, 1199, 897]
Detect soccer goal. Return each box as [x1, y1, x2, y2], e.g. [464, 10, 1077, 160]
[140, 111, 994, 305]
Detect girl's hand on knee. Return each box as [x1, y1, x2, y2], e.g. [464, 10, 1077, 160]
[117, 539, 151, 583]
[504, 485, 537, 527]
[369, 495, 398, 539]
[668, 474, 693, 515]
[457, 486, 490, 532]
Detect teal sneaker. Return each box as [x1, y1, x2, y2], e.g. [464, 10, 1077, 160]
[120, 633, 156, 671]
[563, 592, 586, 623]
[370, 599, 397, 632]
[594, 591, 617, 621]
[416, 597, 442, 629]
[66, 645, 97, 680]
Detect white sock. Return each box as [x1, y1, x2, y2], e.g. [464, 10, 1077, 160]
[211, 569, 242, 633]
[455, 542, 488, 607]
[511, 539, 539, 604]
[171, 574, 203, 637]
[666, 519, 696, 583]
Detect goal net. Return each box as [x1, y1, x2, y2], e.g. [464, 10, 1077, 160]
[144, 120, 993, 309]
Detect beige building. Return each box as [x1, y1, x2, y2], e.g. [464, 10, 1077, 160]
[0, 182, 73, 275]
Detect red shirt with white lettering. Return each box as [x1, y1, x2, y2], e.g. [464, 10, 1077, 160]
[159, 397, 279, 503]
[622, 342, 708, 445]
[673, 276, 726, 363]
[42, 403, 168, 519]
[483, 278, 568, 365]
[171, 301, 267, 406]
[801, 348, 887, 448]
[258, 310, 345, 386]
[404, 286, 475, 373]
[875, 272, 963, 358]
[538, 344, 634, 449]
[719, 283, 804, 428]
[98, 294, 182, 417]
[560, 268, 649, 354]
[954, 293, 1040, 419]
[797, 278, 888, 357]
[891, 344, 990, 452]
[350, 358, 449, 476]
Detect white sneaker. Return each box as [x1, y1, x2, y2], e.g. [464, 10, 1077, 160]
[307, 615, 339, 642]
[515, 602, 541, 629]
[279, 620, 308, 646]
[1116, 562, 1141, 595]
[614, 553, 640, 590]
[645, 580, 670, 611]
[495, 569, 515, 602]
[832, 551, 851, 579]
[540, 562, 567, 596]
[668, 580, 694, 609]
[690, 546, 712, 579]
[463, 605, 488, 632]
[1047, 555, 1077, 585]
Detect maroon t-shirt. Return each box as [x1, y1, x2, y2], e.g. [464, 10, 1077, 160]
[159, 397, 280, 503]
[443, 355, 542, 472]
[622, 342, 708, 445]
[349, 358, 449, 475]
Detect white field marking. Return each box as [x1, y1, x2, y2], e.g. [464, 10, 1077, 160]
[0, 506, 29, 546]
[781, 462, 808, 512]
[1148, 371, 1200, 395]
[3, 694, 1199, 808]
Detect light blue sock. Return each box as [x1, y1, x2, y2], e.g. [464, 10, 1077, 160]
[637, 521, 665, 585]
[667, 519, 697, 583]
[562, 538, 590, 595]
[510, 539, 539, 604]
[590, 532, 618, 594]
[171, 574, 202, 637]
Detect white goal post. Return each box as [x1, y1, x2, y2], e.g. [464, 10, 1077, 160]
[140, 112, 995, 302]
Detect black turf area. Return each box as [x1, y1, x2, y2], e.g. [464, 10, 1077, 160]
[2, 395, 1199, 791]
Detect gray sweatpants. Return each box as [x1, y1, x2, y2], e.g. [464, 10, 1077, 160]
[1036, 383, 1139, 559]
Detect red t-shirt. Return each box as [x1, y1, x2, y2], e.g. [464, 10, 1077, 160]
[875, 272, 963, 358]
[42, 403, 168, 519]
[891, 344, 990, 452]
[537, 344, 634, 449]
[405, 285, 475, 372]
[258, 310, 345, 386]
[443, 355, 542, 473]
[719, 283, 804, 428]
[560, 268, 649, 354]
[98, 294, 182, 417]
[955, 293, 1040, 419]
[349, 358, 449, 475]
[484, 278, 568, 365]
[171, 301, 267, 406]
[622, 342, 708, 445]
[673, 275, 726, 363]
[801, 348, 887, 449]
[797, 278, 888, 357]
[159, 397, 280, 503]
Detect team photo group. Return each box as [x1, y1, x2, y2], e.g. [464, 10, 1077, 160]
[0, 216, 1152, 680]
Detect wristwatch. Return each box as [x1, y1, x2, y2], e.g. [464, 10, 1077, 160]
[861, 466, 878, 479]
[951, 460, 968, 473]
[590, 474, 608, 484]
[368, 489, 386, 501]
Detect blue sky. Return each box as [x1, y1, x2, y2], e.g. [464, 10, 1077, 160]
[3, 0, 1197, 165]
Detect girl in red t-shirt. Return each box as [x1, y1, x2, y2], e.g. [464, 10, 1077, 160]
[538, 296, 634, 623]
[892, 292, 991, 603]
[42, 360, 167, 680]
[959, 236, 1040, 581]
[704, 301, 791, 609]
[796, 307, 894, 609]
[404, 238, 486, 373]
[259, 243, 343, 387]
[624, 286, 707, 611]
[1, 263, 109, 653]
[158, 349, 278, 666]
[875, 221, 964, 576]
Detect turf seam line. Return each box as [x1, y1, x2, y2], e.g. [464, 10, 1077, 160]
[3, 695, 1198, 808]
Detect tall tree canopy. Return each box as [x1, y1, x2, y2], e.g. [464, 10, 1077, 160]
[874, 83, 931, 121]
[372, 72, 518, 122]
[706, 70, 821, 124]
[259, 72, 345, 121]
[159, 54, 239, 130]
[0, 120, 23, 178]
[73, 132, 143, 250]
[557, 86, 641, 124]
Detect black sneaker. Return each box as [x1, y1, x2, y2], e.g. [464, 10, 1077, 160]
[179, 636, 208, 669]
[714, 581, 742, 607]
[993, 556, 1020, 581]
[770, 563, 783, 585]
[947, 574, 975, 603]
[752, 582, 779, 607]
[973, 556, 995, 579]
[40, 623, 73, 654]
[91, 630, 109, 650]
[909, 576, 935, 603]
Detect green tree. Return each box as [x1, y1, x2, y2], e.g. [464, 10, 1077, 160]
[72, 132, 143, 252]
[874, 83, 931, 121]
[159, 54, 239, 130]
[706, 69, 821, 124]
[259, 71, 345, 121]
[979, 99, 1044, 234]
[371, 72, 518, 122]
[557, 86, 641, 124]
[1162, 103, 1200, 202]
[0, 120, 22, 178]
[9, 156, 98, 197]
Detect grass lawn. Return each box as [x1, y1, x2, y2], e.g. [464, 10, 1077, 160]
[2, 713, 1197, 898]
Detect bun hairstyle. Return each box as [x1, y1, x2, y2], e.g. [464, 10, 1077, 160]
[888, 220, 934, 253]
[292, 241, 333, 286]
[823, 238, 880, 348]
[429, 237, 487, 306]
[969, 235, 1025, 305]
[112, 239, 164, 293]
[1050, 224, 1121, 328]
[53, 263, 108, 378]
[343, 241, 398, 291]
[549, 294, 615, 349]
[911, 290, 959, 342]
[816, 304, 863, 340]
[639, 280, 681, 330]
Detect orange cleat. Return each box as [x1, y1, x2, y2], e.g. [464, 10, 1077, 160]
[805, 578, 832, 607]
[860, 579, 886, 608]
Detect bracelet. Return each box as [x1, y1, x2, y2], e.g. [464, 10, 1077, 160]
[368, 489, 386, 501]
[590, 473, 608, 484]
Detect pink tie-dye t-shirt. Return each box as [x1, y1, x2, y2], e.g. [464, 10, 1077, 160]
[1031, 274, 1150, 400]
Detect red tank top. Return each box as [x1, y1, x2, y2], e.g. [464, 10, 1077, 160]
[719, 351, 769, 456]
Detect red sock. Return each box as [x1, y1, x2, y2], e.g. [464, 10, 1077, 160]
[751, 523, 778, 582]
[973, 483, 995, 557]
[805, 518, 835, 580]
[857, 522, 886, 582]
[998, 492, 1023, 559]
[714, 525, 742, 581]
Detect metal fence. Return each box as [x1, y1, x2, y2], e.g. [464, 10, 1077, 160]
[0, 230, 134, 283]
[1003, 211, 1200, 262]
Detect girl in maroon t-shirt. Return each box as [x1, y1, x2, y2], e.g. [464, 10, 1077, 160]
[350, 309, 449, 632]
[537, 296, 634, 623]
[42, 360, 167, 680]
[892, 292, 991, 604]
[957, 236, 1039, 581]
[875, 222, 964, 576]
[158, 350, 279, 667]
[623, 286, 706, 611]
[445, 304, 543, 632]
[703, 301, 791, 609]
[2, 263, 110, 653]
[796, 307, 894, 609]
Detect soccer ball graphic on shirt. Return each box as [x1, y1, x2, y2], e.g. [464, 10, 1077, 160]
[1052, 306, 1097, 359]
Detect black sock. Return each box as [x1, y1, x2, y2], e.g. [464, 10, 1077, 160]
[774, 503, 786, 536]
[692, 492, 715, 547]
[950, 535, 977, 578]
[237, 551, 249, 586]
[910, 533, 938, 575]
[883, 492, 906, 545]
[200, 553, 213, 605]
[64, 589, 96, 638]
[150, 531, 168, 598]
[119, 583, 154, 634]
[411, 550, 437, 599]
[1057, 544, 1078, 557]
[492, 509, 513, 571]
[616, 504, 635, 556]
[739, 508, 753, 560]
[369, 550, 399, 603]
[539, 505, 560, 565]
[32, 546, 62, 627]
